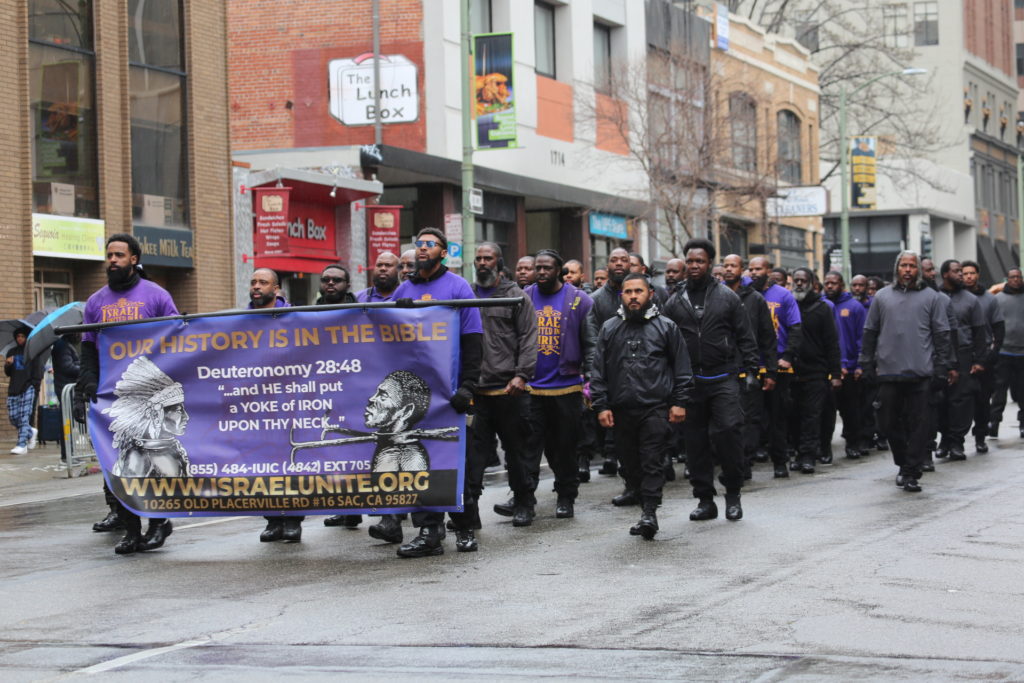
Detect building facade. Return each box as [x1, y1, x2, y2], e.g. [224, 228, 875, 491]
[817, 0, 1020, 283]
[228, 0, 657, 292]
[0, 1, 233, 437]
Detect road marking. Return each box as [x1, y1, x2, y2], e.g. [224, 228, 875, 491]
[73, 638, 211, 675]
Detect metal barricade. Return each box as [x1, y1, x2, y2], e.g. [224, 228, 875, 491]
[60, 384, 97, 478]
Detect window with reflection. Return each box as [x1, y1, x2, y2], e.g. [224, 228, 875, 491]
[129, 0, 189, 229]
[29, 0, 99, 218]
[730, 93, 757, 173]
[777, 110, 803, 184]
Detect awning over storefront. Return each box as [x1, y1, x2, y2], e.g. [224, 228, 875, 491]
[247, 167, 381, 274]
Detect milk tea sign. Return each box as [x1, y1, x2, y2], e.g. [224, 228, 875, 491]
[329, 53, 418, 126]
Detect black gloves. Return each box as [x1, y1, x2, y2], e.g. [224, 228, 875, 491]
[449, 386, 473, 414]
[72, 382, 96, 424]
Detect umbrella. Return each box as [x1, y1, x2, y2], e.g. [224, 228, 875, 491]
[24, 302, 85, 362]
[0, 311, 46, 352]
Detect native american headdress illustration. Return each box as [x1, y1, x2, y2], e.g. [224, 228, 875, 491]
[103, 356, 185, 451]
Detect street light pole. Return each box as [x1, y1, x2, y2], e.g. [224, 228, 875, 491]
[460, 0, 475, 280]
[838, 67, 926, 282]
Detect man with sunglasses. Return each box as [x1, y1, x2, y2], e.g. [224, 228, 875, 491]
[390, 228, 483, 557]
[317, 262, 369, 531]
[316, 264, 356, 305]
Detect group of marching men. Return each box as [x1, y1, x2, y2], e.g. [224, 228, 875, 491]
[80, 229, 1024, 558]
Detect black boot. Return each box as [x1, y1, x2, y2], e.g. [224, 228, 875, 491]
[555, 497, 574, 518]
[140, 519, 173, 550]
[493, 497, 515, 517]
[598, 458, 617, 476]
[260, 518, 284, 542]
[512, 505, 535, 527]
[281, 518, 302, 542]
[368, 515, 404, 543]
[114, 514, 143, 555]
[577, 454, 591, 483]
[725, 494, 743, 521]
[612, 488, 640, 506]
[397, 525, 444, 558]
[663, 455, 676, 482]
[455, 529, 478, 552]
[689, 499, 718, 521]
[630, 501, 659, 539]
[93, 508, 124, 533]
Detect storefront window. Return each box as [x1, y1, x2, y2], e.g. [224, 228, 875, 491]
[29, 1, 99, 218]
[129, 0, 188, 229]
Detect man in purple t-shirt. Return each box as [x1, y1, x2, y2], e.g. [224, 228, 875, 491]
[76, 234, 179, 556]
[523, 249, 594, 521]
[390, 228, 483, 558]
[356, 251, 400, 303]
[748, 256, 803, 478]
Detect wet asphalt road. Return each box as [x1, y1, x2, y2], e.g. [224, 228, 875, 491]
[1, 434, 1023, 681]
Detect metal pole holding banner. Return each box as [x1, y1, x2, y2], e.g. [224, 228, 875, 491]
[460, 0, 476, 281]
[56, 298, 526, 335]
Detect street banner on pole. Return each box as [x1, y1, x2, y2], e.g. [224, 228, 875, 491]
[88, 306, 466, 518]
[366, 205, 402, 270]
[253, 186, 291, 256]
[474, 33, 517, 149]
[850, 137, 877, 210]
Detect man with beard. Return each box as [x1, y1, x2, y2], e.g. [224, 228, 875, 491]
[356, 252, 400, 303]
[523, 249, 593, 520]
[858, 251, 953, 492]
[590, 273, 691, 539]
[246, 269, 305, 542]
[316, 264, 356, 304]
[593, 269, 608, 289]
[921, 258, 938, 289]
[989, 268, 1024, 437]
[390, 227, 483, 557]
[515, 255, 537, 289]
[935, 260, 987, 461]
[400, 249, 416, 281]
[789, 269, 841, 473]
[469, 243, 538, 534]
[664, 239, 758, 521]
[748, 256, 803, 478]
[821, 271, 869, 461]
[960, 260, 1003, 452]
[585, 247, 632, 481]
[664, 258, 685, 294]
[722, 254, 776, 476]
[76, 234, 178, 555]
[850, 274, 870, 308]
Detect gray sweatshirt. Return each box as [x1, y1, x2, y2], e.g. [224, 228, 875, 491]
[859, 284, 953, 380]
[996, 288, 1024, 355]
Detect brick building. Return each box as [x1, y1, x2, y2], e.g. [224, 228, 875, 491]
[0, 1, 232, 437]
[229, 0, 653, 296]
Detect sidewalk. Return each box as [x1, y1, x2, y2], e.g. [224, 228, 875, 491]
[0, 439, 101, 508]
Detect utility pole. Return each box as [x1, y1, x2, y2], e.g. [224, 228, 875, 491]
[372, 0, 382, 146]
[460, 0, 475, 280]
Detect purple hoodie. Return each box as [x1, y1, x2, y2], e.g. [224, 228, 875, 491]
[830, 290, 867, 370]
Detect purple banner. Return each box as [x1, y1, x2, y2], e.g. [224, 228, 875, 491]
[90, 306, 466, 518]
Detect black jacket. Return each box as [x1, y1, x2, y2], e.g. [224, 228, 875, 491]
[663, 276, 759, 379]
[52, 337, 80, 396]
[736, 285, 777, 376]
[793, 292, 841, 381]
[584, 282, 623, 374]
[5, 345, 44, 396]
[590, 305, 692, 411]
[474, 278, 538, 390]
